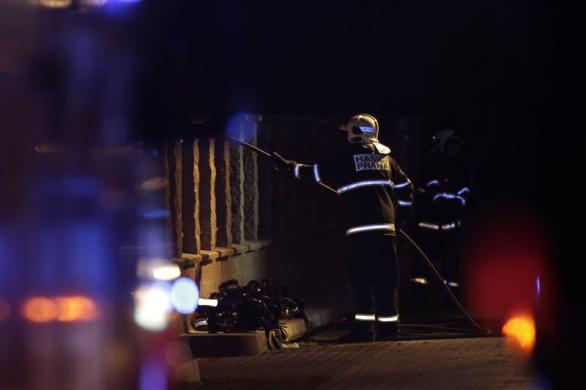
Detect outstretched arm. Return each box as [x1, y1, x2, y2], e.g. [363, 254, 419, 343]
[272, 152, 317, 180]
[271, 152, 337, 193]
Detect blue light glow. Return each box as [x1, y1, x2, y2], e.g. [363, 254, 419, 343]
[143, 209, 171, 219]
[62, 176, 100, 198]
[139, 356, 167, 390]
[225, 113, 255, 144]
[536, 276, 541, 297]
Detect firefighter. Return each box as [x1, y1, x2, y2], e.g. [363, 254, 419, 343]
[411, 129, 470, 294]
[271, 114, 414, 341]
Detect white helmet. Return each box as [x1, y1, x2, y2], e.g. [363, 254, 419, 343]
[338, 113, 391, 154]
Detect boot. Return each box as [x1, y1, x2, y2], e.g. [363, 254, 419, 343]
[341, 322, 375, 343]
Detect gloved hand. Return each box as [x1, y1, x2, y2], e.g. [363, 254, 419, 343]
[271, 152, 294, 171]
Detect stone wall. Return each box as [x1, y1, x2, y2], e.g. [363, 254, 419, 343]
[166, 114, 421, 327]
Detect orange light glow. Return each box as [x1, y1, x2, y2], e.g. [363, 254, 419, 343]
[39, 0, 72, 8]
[22, 296, 98, 323]
[502, 314, 536, 354]
[22, 297, 58, 323]
[55, 296, 98, 322]
[27, 0, 73, 9]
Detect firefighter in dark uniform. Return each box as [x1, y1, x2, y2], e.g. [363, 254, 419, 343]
[411, 129, 470, 293]
[272, 114, 414, 341]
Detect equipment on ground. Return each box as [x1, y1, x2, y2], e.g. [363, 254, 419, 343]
[193, 279, 307, 349]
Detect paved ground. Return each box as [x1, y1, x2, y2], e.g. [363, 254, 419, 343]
[195, 337, 533, 389]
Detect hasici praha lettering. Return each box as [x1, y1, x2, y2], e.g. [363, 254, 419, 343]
[353, 154, 390, 172]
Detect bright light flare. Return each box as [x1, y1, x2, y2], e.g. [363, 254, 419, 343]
[21, 296, 98, 323]
[152, 264, 181, 281]
[502, 314, 536, 354]
[133, 283, 172, 332]
[170, 277, 199, 314]
[137, 258, 181, 281]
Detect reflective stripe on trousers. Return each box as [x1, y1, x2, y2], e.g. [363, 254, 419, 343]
[346, 223, 395, 236]
[377, 315, 399, 323]
[355, 314, 399, 322]
[355, 313, 376, 321]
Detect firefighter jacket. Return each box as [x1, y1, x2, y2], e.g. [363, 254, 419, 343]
[283, 143, 414, 236]
[417, 155, 470, 232]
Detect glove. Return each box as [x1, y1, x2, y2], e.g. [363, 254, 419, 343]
[271, 152, 294, 171]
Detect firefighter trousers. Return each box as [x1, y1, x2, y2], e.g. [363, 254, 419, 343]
[347, 231, 399, 322]
[413, 227, 463, 285]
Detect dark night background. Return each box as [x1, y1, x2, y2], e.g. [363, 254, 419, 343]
[0, 0, 580, 386]
[139, 1, 584, 384]
[142, 0, 578, 208]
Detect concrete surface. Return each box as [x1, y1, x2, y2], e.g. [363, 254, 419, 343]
[195, 337, 534, 389]
[182, 331, 268, 358]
